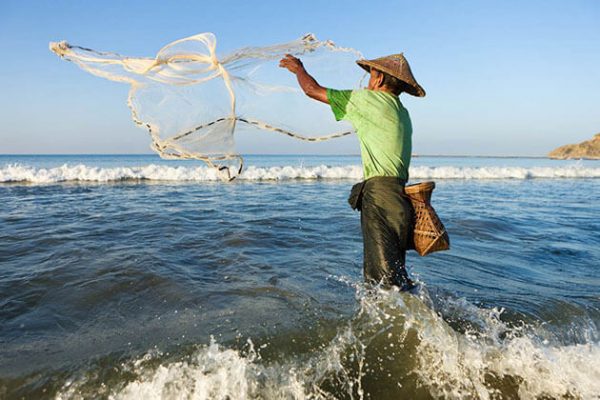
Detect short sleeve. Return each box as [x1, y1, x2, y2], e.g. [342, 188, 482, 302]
[326, 89, 353, 121]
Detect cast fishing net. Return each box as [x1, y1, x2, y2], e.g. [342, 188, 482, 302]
[49, 33, 364, 180]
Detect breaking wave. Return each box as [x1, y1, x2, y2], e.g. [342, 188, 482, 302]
[54, 285, 600, 400]
[2, 163, 600, 183]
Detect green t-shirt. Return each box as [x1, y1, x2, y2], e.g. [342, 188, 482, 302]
[327, 88, 412, 181]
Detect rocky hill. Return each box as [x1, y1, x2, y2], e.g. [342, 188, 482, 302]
[548, 133, 600, 160]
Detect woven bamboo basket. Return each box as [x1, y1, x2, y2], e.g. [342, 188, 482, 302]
[404, 181, 450, 256]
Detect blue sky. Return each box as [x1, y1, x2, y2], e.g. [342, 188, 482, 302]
[0, 0, 598, 156]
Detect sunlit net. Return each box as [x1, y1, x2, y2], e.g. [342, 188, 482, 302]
[50, 33, 363, 180]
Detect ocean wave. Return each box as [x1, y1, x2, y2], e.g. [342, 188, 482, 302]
[54, 285, 600, 400]
[1, 163, 600, 183]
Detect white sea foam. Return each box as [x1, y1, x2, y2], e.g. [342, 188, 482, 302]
[2, 163, 600, 183]
[55, 286, 600, 400]
[406, 294, 600, 400]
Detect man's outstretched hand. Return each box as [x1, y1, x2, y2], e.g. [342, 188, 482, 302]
[278, 54, 328, 104]
[279, 54, 304, 74]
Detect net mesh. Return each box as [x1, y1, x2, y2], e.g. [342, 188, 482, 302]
[50, 33, 363, 179]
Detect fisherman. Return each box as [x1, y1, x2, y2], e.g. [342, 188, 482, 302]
[279, 53, 425, 290]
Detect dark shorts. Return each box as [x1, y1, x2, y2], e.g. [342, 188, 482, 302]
[349, 177, 414, 288]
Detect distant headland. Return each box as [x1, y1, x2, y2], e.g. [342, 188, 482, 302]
[548, 133, 600, 160]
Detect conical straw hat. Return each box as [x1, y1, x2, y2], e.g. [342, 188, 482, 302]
[357, 53, 426, 97]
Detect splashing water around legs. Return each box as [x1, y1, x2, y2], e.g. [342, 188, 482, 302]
[50, 282, 600, 399]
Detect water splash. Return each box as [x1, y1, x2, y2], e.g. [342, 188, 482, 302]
[53, 282, 600, 399]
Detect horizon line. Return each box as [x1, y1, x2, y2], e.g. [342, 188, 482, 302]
[0, 153, 551, 159]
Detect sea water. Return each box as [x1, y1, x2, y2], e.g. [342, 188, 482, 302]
[0, 155, 599, 399]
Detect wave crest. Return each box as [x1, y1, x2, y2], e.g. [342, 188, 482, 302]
[1, 163, 600, 183]
[54, 285, 600, 399]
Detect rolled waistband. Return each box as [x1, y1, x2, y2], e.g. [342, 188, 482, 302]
[349, 176, 407, 210]
[364, 176, 407, 188]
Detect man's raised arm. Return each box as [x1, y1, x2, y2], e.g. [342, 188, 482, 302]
[279, 54, 329, 104]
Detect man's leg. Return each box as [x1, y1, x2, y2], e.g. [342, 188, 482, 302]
[360, 194, 414, 289]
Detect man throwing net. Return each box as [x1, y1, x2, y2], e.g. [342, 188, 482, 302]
[280, 52, 426, 290]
